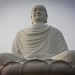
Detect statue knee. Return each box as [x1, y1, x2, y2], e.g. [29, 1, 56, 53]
[0, 53, 12, 57]
[0, 53, 15, 65]
[0, 53, 26, 66]
[52, 50, 75, 64]
[0, 53, 13, 60]
[65, 50, 75, 63]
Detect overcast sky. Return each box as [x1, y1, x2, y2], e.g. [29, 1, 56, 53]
[0, 0, 75, 53]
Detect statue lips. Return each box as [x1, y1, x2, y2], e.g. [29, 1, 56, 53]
[36, 14, 43, 18]
[36, 14, 42, 16]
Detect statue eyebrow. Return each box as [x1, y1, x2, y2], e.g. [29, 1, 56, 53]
[33, 8, 37, 11]
[33, 7, 44, 11]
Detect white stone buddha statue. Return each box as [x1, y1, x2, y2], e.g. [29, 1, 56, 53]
[0, 5, 75, 65]
[12, 5, 68, 59]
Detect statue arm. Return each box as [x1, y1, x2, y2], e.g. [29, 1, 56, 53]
[55, 29, 68, 54]
[12, 31, 22, 56]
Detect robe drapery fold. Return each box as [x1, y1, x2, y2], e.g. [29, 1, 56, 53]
[12, 24, 68, 59]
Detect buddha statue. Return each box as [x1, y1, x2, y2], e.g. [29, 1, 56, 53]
[12, 5, 68, 59]
[0, 5, 75, 64]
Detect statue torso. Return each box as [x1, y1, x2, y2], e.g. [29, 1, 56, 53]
[12, 25, 68, 59]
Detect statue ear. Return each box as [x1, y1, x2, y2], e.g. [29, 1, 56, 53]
[31, 16, 32, 19]
[31, 16, 33, 24]
[45, 15, 48, 23]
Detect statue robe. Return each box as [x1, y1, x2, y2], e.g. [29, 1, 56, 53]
[12, 24, 68, 59]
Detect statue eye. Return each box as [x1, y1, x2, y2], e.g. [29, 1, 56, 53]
[33, 8, 44, 12]
[39, 8, 44, 11]
[34, 8, 37, 12]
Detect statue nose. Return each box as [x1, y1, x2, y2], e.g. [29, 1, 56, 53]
[36, 10, 40, 14]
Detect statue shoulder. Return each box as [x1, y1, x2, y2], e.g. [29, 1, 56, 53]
[50, 26, 62, 34]
[16, 28, 28, 36]
[49, 26, 63, 37]
[19, 28, 28, 33]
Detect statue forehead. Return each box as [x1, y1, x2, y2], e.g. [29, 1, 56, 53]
[32, 5, 46, 10]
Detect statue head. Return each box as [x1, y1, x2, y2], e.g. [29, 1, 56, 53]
[31, 5, 48, 24]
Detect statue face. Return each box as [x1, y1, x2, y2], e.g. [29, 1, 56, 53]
[31, 5, 47, 24]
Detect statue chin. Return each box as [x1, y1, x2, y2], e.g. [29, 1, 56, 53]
[33, 18, 45, 24]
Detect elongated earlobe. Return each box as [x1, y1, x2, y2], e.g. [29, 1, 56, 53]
[31, 16, 34, 24]
[44, 15, 48, 23]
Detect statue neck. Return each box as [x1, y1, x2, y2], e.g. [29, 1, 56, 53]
[32, 22, 46, 27]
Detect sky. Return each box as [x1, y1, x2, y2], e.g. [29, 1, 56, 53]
[0, 0, 75, 53]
